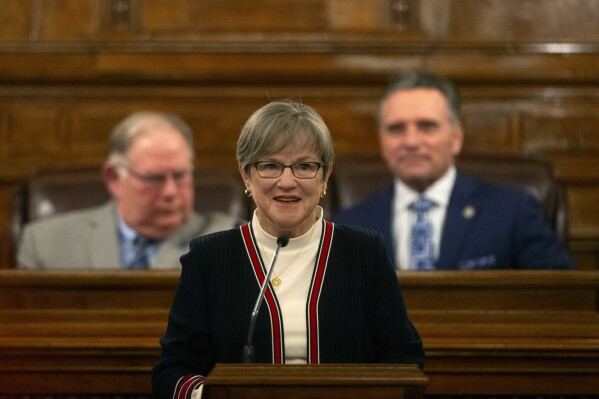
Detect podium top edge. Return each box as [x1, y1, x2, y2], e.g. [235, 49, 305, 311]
[206, 363, 428, 386]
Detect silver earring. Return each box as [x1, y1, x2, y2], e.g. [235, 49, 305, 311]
[244, 189, 252, 198]
[320, 190, 327, 199]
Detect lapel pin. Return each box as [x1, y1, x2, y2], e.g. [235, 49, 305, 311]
[463, 206, 476, 219]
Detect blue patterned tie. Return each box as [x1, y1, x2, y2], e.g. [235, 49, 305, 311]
[129, 235, 152, 269]
[409, 197, 436, 270]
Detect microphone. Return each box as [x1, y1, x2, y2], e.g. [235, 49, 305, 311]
[243, 234, 289, 363]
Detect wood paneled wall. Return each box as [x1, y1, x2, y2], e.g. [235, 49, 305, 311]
[0, 0, 598, 268]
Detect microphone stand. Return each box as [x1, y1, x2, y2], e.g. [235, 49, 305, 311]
[243, 235, 288, 363]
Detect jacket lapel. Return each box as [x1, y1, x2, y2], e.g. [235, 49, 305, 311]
[306, 220, 333, 364]
[87, 202, 121, 268]
[373, 185, 395, 262]
[437, 173, 479, 270]
[240, 223, 285, 364]
[153, 213, 203, 268]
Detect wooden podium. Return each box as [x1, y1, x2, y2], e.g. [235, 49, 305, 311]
[204, 363, 428, 399]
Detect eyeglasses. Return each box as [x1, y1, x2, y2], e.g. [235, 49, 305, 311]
[252, 161, 324, 179]
[119, 164, 194, 188]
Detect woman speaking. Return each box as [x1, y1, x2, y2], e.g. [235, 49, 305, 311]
[152, 100, 424, 399]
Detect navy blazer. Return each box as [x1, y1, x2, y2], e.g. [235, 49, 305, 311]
[331, 172, 573, 270]
[152, 222, 424, 399]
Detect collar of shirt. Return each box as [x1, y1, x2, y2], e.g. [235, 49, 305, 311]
[251, 206, 324, 254]
[118, 217, 137, 244]
[394, 166, 457, 210]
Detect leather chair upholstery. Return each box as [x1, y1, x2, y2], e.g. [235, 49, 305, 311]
[10, 166, 250, 265]
[9, 155, 568, 266]
[329, 153, 568, 243]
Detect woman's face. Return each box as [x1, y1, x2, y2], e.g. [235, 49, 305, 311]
[240, 148, 331, 238]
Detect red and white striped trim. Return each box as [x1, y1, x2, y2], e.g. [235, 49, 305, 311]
[174, 374, 205, 399]
[241, 223, 285, 363]
[307, 220, 334, 363]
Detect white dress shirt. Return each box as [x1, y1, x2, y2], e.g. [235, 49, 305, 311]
[118, 217, 161, 268]
[393, 167, 456, 270]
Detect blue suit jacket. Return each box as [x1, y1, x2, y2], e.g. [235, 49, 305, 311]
[331, 172, 573, 270]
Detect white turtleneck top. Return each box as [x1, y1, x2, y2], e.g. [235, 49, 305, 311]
[252, 206, 324, 363]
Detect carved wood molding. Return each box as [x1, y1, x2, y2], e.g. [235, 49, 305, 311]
[100, 0, 141, 32]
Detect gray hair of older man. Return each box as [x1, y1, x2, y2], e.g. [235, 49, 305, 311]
[378, 70, 461, 126]
[107, 111, 194, 165]
[236, 99, 335, 175]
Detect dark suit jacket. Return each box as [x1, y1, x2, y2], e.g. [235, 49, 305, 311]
[152, 222, 424, 399]
[331, 172, 573, 270]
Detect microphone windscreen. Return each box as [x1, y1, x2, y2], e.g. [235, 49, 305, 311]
[277, 234, 289, 247]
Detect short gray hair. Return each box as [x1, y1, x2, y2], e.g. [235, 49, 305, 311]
[379, 70, 461, 125]
[236, 100, 335, 173]
[107, 111, 194, 164]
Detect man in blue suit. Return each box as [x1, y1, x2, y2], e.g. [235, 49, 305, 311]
[332, 70, 573, 270]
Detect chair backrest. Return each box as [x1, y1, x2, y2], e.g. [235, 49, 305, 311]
[10, 165, 250, 265]
[329, 153, 568, 243]
[9, 155, 568, 266]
